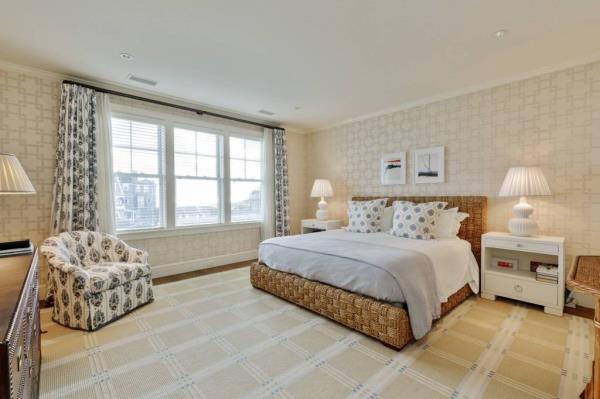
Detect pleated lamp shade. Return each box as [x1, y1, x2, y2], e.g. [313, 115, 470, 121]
[310, 179, 334, 198]
[0, 153, 36, 194]
[498, 166, 551, 197]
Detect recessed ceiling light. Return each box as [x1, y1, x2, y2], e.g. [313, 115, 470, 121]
[120, 52, 134, 61]
[493, 29, 508, 39]
[258, 109, 275, 116]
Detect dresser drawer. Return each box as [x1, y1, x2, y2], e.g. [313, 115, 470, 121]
[485, 273, 558, 306]
[484, 237, 559, 255]
[3, 251, 39, 399]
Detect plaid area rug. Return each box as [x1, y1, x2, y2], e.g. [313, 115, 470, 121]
[40, 267, 592, 398]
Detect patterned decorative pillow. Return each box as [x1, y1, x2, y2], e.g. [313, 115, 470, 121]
[390, 201, 447, 239]
[347, 198, 388, 233]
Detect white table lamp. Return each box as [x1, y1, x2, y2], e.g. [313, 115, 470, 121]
[0, 153, 35, 194]
[310, 179, 334, 220]
[499, 166, 551, 236]
[0, 153, 35, 247]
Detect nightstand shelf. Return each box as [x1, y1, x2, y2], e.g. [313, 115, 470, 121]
[481, 232, 565, 316]
[301, 219, 341, 234]
[485, 267, 545, 283]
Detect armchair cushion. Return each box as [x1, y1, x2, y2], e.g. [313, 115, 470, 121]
[87, 262, 151, 293]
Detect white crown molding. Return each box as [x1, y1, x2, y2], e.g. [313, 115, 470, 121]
[309, 51, 600, 134]
[0, 58, 288, 130]
[285, 127, 310, 135]
[0, 59, 66, 80]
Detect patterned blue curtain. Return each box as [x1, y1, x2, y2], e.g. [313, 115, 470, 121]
[273, 128, 290, 236]
[50, 83, 99, 234]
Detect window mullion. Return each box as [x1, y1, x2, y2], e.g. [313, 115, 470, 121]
[222, 135, 231, 223]
[165, 123, 175, 229]
[129, 120, 133, 173]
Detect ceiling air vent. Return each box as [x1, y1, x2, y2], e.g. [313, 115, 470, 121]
[127, 74, 158, 87]
[258, 109, 275, 116]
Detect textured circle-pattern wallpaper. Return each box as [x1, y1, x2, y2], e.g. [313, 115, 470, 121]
[0, 65, 307, 296]
[305, 61, 600, 280]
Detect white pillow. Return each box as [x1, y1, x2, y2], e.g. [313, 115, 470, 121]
[433, 207, 470, 238]
[389, 201, 447, 240]
[347, 198, 388, 233]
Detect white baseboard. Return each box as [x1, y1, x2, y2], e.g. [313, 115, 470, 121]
[151, 250, 258, 278]
[573, 292, 596, 309]
[37, 250, 257, 297]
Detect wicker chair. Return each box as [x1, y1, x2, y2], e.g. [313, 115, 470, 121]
[40, 231, 154, 331]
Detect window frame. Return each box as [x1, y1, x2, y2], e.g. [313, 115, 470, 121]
[111, 104, 264, 239]
[110, 111, 167, 233]
[229, 134, 264, 223]
[172, 123, 224, 226]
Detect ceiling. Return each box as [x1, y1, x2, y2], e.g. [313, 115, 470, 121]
[1, 1, 600, 130]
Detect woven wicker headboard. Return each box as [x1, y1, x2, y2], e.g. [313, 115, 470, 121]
[352, 196, 487, 265]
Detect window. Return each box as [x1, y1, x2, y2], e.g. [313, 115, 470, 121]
[111, 117, 165, 231]
[230, 137, 262, 222]
[174, 128, 222, 226]
[110, 110, 264, 233]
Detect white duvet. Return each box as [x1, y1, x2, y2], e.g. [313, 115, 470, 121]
[259, 229, 479, 304]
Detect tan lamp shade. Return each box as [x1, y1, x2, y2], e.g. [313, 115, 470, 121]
[310, 179, 334, 198]
[0, 153, 36, 194]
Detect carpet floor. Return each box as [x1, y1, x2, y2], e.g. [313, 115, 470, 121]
[40, 267, 593, 398]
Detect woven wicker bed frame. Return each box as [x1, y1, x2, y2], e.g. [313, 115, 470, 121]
[251, 196, 487, 349]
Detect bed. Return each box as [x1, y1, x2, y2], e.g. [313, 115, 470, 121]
[250, 196, 487, 349]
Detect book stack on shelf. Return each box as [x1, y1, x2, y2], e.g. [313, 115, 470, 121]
[535, 263, 559, 284]
[0, 240, 33, 257]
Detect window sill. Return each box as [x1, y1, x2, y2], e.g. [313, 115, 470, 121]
[117, 222, 262, 240]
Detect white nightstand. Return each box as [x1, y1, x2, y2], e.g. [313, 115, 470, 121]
[481, 232, 565, 316]
[301, 219, 342, 234]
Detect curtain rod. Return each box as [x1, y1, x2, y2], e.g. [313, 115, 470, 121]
[62, 80, 283, 130]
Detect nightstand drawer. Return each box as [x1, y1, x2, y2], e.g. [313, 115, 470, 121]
[305, 221, 320, 228]
[484, 238, 559, 255]
[301, 219, 341, 234]
[485, 273, 558, 306]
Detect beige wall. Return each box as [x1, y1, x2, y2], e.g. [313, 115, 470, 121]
[305, 62, 600, 288]
[286, 130, 308, 234]
[0, 64, 308, 291]
[6, 58, 599, 304]
[0, 67, 60, 247]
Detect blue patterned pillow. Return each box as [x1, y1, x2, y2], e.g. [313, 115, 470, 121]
[347, 198, 388, 233]
[389, 201, 447, 239]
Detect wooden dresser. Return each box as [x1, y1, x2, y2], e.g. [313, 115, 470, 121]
[0, 250, 40, 399]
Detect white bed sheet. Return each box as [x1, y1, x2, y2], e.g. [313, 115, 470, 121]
[259, 229, 479, 304]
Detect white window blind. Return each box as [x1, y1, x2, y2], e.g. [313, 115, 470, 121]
[110, 109, 265, 233]
[230, 136, 262, 222]
[111, 117, 165, 231]
[174, 127, 222, 226]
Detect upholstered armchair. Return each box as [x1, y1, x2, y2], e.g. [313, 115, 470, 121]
[40, 231, 154, 331]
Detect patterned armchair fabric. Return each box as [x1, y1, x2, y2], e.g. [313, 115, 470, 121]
[41, 231, 154, 331]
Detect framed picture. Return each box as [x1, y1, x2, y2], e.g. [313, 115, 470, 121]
[381, 152, 407, 185]
[414, 146, 445, 184]
[492, 257, 518, 270]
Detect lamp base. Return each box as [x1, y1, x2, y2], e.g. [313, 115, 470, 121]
[315, 198, 328, 221]
[507, 196, 537, 237]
